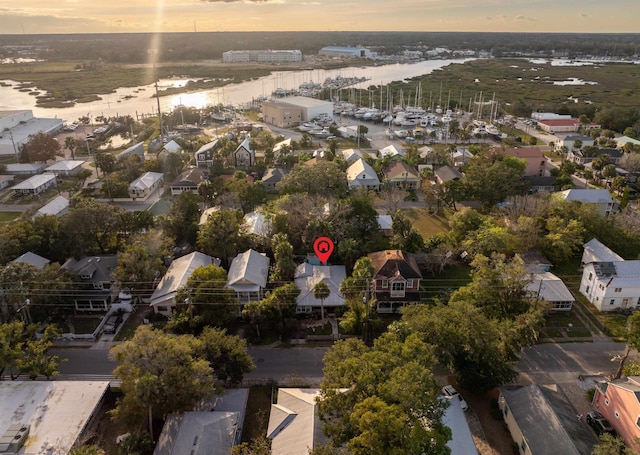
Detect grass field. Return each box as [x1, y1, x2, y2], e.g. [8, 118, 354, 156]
[0, 212, 20, 222]
[405, 207, 450, 238]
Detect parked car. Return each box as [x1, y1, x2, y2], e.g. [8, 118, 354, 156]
[441, 385, 468, 411]
[586, 411, 615, 435]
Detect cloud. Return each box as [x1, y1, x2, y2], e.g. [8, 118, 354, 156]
[515, 14, 536, 22]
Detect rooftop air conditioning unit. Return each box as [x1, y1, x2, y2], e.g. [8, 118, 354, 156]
[0, 423, 30, 453]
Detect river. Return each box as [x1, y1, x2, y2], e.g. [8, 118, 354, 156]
[0, 58, 474, 123]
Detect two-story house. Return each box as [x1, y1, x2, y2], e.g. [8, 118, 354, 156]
[556, 189, 617, 217]
[579, 239, 640, 312]
[346, 158, 380, 191]
[497, 147, 546, 177]
[234, 137, 255, 169]
[61, 255, 118, 311]
[368, 250, 422, 313]
[195, 139, 221, 169]
[383, 161, 420, 189]
[593, 376, 640, 451]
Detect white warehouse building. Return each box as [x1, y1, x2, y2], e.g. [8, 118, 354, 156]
[319, 46, 374, 58]
[222, 50, 302, 63]
[0, 110, 63, 157]
[261, 96, 333, 128]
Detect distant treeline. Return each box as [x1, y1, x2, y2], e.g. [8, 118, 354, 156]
[0, 32, 638, 63]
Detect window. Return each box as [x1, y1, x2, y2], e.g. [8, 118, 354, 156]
[391, 281, 405, 297]
[157, 305, 168, 312]
[615, 288, 622, 293]
[605, 399, 610, 406]
[381, 279, 388, 289]
[586, 286, 590, 294]
[636, 415, 640, 428]
[610, 299, 616, 305]
[589, 272, 593, 281]
[615, 411, 620, 419]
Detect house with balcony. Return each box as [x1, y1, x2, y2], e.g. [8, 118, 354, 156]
[593, 376, 640, 451]
[368, 250, 422, 313]
[579, 239, 640, 312]
[383, 161, 420, 189]
[61, 255, 118, 311]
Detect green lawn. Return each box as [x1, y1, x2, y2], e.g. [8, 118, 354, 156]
[405, 207, 450, 239]
[421, 263, 472, 302]
[0, 212, 20, 222]
[70, 315, 103, 334]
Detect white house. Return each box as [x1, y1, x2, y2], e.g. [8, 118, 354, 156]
[346, 158, 380, 191]
[116, 142, 144, 161]
[579, 240, 640, 312]
[244, 211, 272, 240]
[44, 160, 85, 177]
[556, 189, 617, 217]
[11, 173, 57, 195]
[150, 252, 218, 316]
[34, 195, 70, 218]
[233, 137, 254, 169]
[379, 144, 404, 158]
[294, 262, 346, 314]
[225, 249, 270, 303]
[129, 172, 164, 199]
[527, 272, 575, 311]
[582, 238, 623, 265]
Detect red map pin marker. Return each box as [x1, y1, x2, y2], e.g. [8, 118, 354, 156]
[313, 237, 334, 265]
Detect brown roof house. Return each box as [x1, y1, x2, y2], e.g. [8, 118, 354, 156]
[497, 147, 546, 177]
[368, 250, 422, 313]
[383, 161, 420, 189]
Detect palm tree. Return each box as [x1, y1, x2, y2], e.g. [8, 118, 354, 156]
[313, 281, 330, 321]
[64, 136, 76, 159]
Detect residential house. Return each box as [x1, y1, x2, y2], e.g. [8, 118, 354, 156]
[556, 189, 617, 217]
[44, 160, 85, 177]
[568, 147, 623, 166]
[150, 252, 219, 316]
[4, 163, 46, 176]
[497, 147, 546, 176]
[616, 136, 640, 149]
[272, 138, 293, 161]
[451, 147, 473, 167]
[346, 158, 380, 191]
[170, 167, 206, 196]
[593, 376, 640, 451]
[523, 175, 558, 193]
[579, 240, 640, 312]
[116, 142, 144, 161]
[244, 211, 272, 241]
[582, 238, 623, 265]
[61, 255, 118, 311]
[0, 174, 14, 190]
[379, 144, 404, 158]
[433, 165, 462, 185]
[498, 384, 597, 455]
[195, 140, 221, 169]
[341, 148, 365, 162]
[11, 173, 57, 196]
[225, 249, 270, 303]
[267, 389, 329, 455]
[129, 172, 164, 199]
[234, 137, 254, 169]
[11, 251, 50, 270]
[261, 167, 289, 192]
[383, 161, 420, 189]
[377, 214, 393, 237]
[368, 250, 422, 313]
[527, 272, 575, 311]
[33, 194, 69, 218]
[162, 140, 183, 154]
[154, 389, 248, 455]
[557, 135, 595, 152]
[294, 262, 346, 314]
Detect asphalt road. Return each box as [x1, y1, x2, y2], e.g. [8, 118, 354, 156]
[50, 345, 330, 383]
[517, 340, 635, 384]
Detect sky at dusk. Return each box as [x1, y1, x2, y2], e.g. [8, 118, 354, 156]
[0, 0, 637, 34]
